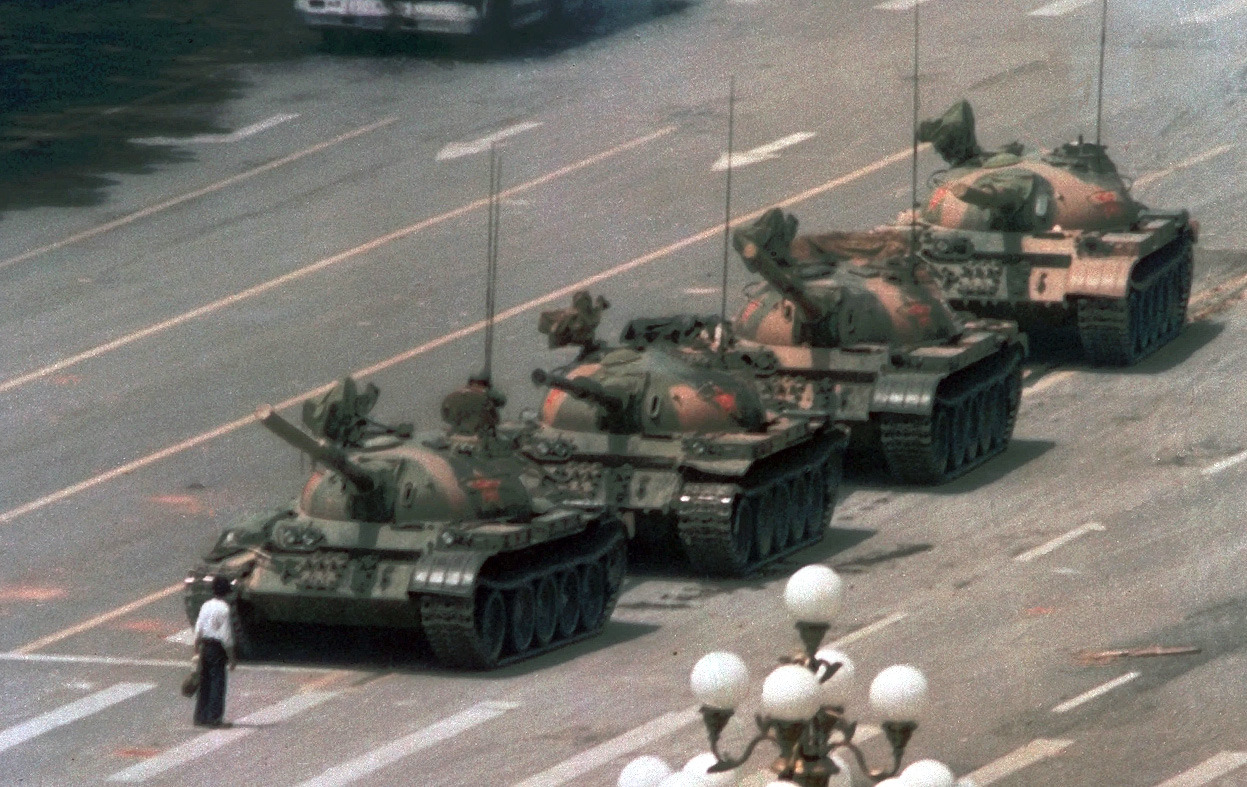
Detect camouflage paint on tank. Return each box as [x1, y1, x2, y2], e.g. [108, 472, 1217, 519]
[915, 99, 1197, 365]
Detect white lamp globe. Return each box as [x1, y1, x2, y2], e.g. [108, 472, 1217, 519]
[764, 782, 801, 787]
[825, 753, 855, 787]
[658, 773, 710, 787]
[813, 647, 855, 707]
[760, 664, 821, 721]
[619, 755, 674, 787]
[868, 664, 929, 722]
[683, 753, 741, 787]
[783, 565, 844, 624]
[691, 652, 751, 710]
[900, 759, 956, 787]
[874, 780, 905, 787]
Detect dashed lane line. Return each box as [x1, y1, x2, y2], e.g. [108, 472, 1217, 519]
[511, 708, 700, 787]
[0, 142, 917, 532]
[0, 125, 676, 399]
[1028, 0, 1095, 16]
[107, 691, 338, 782]
[1201, 448, 1247, 476]
[134, 113, 301, 146]
[1133, 143, 1236, 190]
[10, 583, 183, 655]
[1051, 671, 1139, 713]
[962, 739, 1074, 784]
[829, 611, 906, 648]
[0, 117, 398, 272]
[0, 682, 154, 754]
[295, 701, 519, 787]
[436, 121, 544, 161]
[711, 132, 816, 171]
[1153, 752, 1247, 787]
[1014, 522, 1105, 562]
[1181, 0, 1247, 24]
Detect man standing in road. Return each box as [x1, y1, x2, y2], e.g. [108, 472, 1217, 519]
[193, 575, 238, 728]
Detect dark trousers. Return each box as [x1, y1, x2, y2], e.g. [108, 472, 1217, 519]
[194, 639, 228, 725]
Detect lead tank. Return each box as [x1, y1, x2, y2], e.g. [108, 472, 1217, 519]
[727, 208, 1026, 484]
[184, 376, 626, 670]
[916, 100, 1197, 365]
[522, 293, 847, 577]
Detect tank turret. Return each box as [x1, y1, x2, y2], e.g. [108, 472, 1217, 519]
[720, 209, 1025, 484]
[186, 377, 626, 670]
[522, 292, 846, 577]
[733, 209, 963, 348]
[914, 99, 1197, 365]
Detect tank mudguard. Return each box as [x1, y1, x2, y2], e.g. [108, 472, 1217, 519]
[869, 372, 941, 416]
[409, 549, 488, 598]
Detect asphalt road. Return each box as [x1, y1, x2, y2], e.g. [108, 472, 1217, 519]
[1, 0, 1247, 784]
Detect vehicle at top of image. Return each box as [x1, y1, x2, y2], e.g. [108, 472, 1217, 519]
[294, 0, 599, 44]
[184, 375, 626, 670]
[520, 291, 848, 577]
[703, 207, 1026, 485]
[914, 99, 1198, 366]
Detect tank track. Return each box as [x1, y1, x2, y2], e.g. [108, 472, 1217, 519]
[674, 437, 842, 577]
[876, 346, 1023, 484]
[420, 521, 627, 670]
[1076, 238, 1194, 366]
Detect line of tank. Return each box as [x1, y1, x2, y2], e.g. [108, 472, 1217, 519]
[182, 96, 1196, 668]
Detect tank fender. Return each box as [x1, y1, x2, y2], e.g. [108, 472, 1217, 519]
[869, 372, 941, 416]
[409, 549, 488, 598]
[1065, 252, 1134, 299]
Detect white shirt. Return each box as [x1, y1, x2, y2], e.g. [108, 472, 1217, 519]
[194, 598, 235, 649]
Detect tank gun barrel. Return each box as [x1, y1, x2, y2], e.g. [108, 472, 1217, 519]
[531, 369, 627, 415]
[733, 221, 828, 324]
[256, 405, 377, 492]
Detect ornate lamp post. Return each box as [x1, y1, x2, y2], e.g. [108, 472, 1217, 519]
[619, 565, 958, 787]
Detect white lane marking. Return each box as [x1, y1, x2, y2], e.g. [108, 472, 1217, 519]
[436, 121, 544, 161]
[0, 125, 674, 403]
[1023, 369, 1074, 394]
[874, 0, 936, 9]
[296, 701, 519, 787]
[1202, 448, 1247, 475]
[1051, 671, 1139, 713]
[829, 612, 907, 648]
[962, 739, 1074, 784]
[1182, 0, 1247, 24]
[1152, 752, 1247, 787]
[0, 651, 357, 674]
[1134, 143, 1236, 189]
[1014, 522, 1105, 562]
[107, 691, 337, 782]
[511, 708, 701, 787]
[0, 682, 154, 754]
[712, 132, 815, 171]
[134, 113, 300, 145]
[0, 117, 397, 272]
[0, 138, 914, 534]
[510, 614, 897, 787]
[1029, 0, 1095, 16]
[12, 583, 183, 654]
[165, 627, 196, 646]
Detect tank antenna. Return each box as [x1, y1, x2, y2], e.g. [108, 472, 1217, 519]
[718, 75, 737, 347]
[482, 143, 501, 386]
[1094, 0, 1109, 147]
[909, 0, 921, 251]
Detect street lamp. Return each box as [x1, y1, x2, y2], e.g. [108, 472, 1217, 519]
[619, 565, 955, 787]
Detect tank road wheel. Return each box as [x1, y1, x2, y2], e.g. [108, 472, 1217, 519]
[532, 576, 559, 647]
[752, 487, 778, 560]
[803, 470, 826, 540]
[789, 474, 809, 542]
[771, 481, 794, 553]
[474, 589, 507, 666]
[974, 390, 994, 457]
[555, 570, 580, 639]
[961, 395, 982, 465]
[507, 584, 536, 655]
[579, 563, 607, 632]
[822, 452, 842, 522]
[603, 538, 627, 596]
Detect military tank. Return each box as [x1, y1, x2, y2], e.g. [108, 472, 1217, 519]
[521, 293, 847, 577]
[915, 100, 1198, 366]
[717, 208, 1025, 485]
[184, 376, 626, 670]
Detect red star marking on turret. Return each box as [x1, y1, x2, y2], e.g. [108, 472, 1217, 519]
[739, 299, 761, 323]
[712, 389, 738, 414]
[467, 474, 502, 505]
[929, 186, 949, 209]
